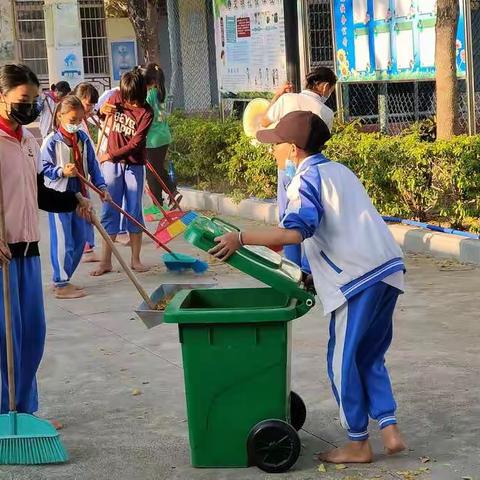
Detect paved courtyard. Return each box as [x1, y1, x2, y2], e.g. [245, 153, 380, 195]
[0, 211, 479, 480]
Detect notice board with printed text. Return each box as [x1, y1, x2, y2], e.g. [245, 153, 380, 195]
[213, 0, 287, 94]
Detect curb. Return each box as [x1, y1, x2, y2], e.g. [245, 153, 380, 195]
[179, 187, 480, 266]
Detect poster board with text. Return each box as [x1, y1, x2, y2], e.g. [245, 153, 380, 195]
[213, 0, 287, 94]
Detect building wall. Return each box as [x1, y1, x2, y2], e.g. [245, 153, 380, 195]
[106, 17, 136, 43]
[0, 0, 18, 65]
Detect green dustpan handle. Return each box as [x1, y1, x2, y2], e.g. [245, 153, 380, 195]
[212, 217, 240, 232]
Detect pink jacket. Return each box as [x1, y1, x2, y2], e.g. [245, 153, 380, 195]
[0, 128, 41, 244]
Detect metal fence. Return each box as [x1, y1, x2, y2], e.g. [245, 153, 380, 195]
[165, 0, 218, 112]
[79, 0, 110, 76]
[14, 0, 48, 79]
[341, 81, 439, 134]
[304, 0, 480, 135]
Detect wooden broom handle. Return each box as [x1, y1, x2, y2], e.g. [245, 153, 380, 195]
[95, 113, 111, 156]
[90, 212, 156, 310]
[76, 173, 176, 255]
[0, 162, 16, 411]
[145, 161, 183, 212]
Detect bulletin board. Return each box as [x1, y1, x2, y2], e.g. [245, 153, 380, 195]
[334, 0, 466, 82]
[212, 0, 287, 94]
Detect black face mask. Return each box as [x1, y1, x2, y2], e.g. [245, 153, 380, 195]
[8, 102, 40, 125]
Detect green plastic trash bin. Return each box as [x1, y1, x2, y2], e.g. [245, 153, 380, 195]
[164, 217, 315, 473]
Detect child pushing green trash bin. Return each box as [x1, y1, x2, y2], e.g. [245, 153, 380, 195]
[211, 111, 407, 465]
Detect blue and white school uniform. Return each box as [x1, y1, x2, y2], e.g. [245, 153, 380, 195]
[42, 130, 106, 287]
[281, 153, 405, 441]
[79, 119, 99, 250]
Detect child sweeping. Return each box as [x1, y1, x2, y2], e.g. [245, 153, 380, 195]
[143, 63, 181, 207]
[0, 64, 91, 416]
[211, 111, 407, 464]
[38, 80, 71, 139]
[92, 68, 153, 276]
[73, 82, 101, 262]
[42, 95, 110, 299]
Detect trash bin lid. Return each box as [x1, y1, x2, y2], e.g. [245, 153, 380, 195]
[184, 216, 315, 313]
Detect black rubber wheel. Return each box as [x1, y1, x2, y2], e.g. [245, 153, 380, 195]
[247, 419, 301, 473]
[290, 391, 307, 431]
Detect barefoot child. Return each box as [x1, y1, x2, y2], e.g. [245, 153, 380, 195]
[0, 64, 91, 415]
[92, 68, 153, 276]
[211, 111, 407, 464]
[42, 95, 110, 299]
[73, 82, 101, 262]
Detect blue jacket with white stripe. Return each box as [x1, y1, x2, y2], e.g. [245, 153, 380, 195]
[281, 153, 405, 315]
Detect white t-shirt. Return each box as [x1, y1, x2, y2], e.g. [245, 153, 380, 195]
[266, 90, 335, 131]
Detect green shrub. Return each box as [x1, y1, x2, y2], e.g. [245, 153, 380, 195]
[168, 114, 480, 230]
[168, 114, 241, 192]
[218, 135, 277, 200]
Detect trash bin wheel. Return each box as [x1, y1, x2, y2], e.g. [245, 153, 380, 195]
[290, 391, 307, 431]
[247, 419, 301, 473]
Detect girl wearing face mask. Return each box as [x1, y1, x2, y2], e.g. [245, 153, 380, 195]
[0, 64, 91, 418]
[260, 67, 337, 273]
[41, 95, 110, 299]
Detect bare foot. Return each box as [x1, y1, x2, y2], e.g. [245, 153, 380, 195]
[70, 283, 84, 290]
[131, 262, 149, 273]
[317, 441, 373, 464]
[90, 263, 113, 277]
[50, 418, 64, 430]
[381, 425, 407, 455]
[54, 284, 87, 299]
[82, 251, 100, 263]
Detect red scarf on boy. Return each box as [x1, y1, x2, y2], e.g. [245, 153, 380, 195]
[59, 126, 87, 197]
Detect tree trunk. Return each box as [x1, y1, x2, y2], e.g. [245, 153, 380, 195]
[127, 0, 161, 65]
[435, 0, 460, 140]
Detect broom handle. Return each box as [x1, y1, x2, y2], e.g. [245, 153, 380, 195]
[90, 212, 156, 310]
[145, 161, 183, 212]
[145, 185, 172, 220]
[76, 173, 176, 255]
[145, 186, 174, 226]
[0, 163, 16, 412]
[95, 114, 110, 156]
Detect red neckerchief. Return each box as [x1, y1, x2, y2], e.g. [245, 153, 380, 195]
[0, 117, 22, 142]
[45, 91, 58, 102]
[58, 126, 87, 196]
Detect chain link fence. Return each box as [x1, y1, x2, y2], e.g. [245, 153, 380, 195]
[164, 0, 218, 113]
[340, 80, 479, 135]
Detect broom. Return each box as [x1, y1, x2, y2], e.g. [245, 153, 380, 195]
[0, 164, 68, 465]
[76, 173, 208, 273]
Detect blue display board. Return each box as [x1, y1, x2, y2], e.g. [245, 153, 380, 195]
[110, 40, 138, 82]
[334, 0, 466, 82]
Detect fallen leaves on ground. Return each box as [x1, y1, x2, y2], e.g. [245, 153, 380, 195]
[318, 463, 327, 473]
[132, 388, 142, 396]
[419, 456, 430, 464]
[396, 468, 431, 479]
[335, 464, 347, 470]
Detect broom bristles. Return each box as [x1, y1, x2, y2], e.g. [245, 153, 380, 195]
[0, 435, 68, 464]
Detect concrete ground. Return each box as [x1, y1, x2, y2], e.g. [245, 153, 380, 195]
[0, 211, 479, 480]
